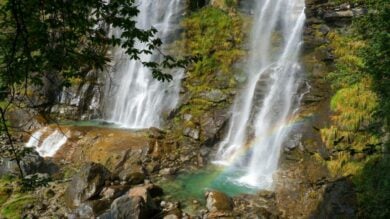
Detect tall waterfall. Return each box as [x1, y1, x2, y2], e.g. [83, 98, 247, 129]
[216, 0, 306, 189]
[105, 0, 184, 129]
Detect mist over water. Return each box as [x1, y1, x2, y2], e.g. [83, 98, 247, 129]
[105, 0, 185, 129]
[216, 0, 306, 189]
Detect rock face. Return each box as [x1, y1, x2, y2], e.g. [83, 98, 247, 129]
[206, 191, 233, 212]
[311, 178, 357, 218]
[50, 71, 103, 120]
[65, 162, 111, 208]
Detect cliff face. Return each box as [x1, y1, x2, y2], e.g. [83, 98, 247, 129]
[271, 0, 372, 218]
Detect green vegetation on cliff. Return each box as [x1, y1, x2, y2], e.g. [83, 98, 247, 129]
[169, 6, 244, 142]
[318, 0, 389, 217]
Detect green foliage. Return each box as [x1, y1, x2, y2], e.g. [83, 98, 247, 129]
[20, 174, 50, 192]
[1, 195, 35, 219]
[182, 6, 243, 93]
[168, 6, 244, 141]
[355, 0, 390, 126]
[0, 0, 192, 98]
[355, 152, 390, 218]
[319, 1, 390, 216]
[353, 1, 390, 217]
[326, 32, 365, 89]
[0, 176, 13, 207]
[0, 176, 36, 219]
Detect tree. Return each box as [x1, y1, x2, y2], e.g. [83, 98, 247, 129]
[0, 0, 193, 184]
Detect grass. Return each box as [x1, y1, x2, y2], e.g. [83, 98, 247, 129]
[1, 195, 36, 219]
[320, 31, 380, 177]
[0, 176, 36, 219]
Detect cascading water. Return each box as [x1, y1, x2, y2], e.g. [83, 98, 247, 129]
[216, 0, 306, 189]
[105, 0, 185, 129]
[26, 128, 69, 157]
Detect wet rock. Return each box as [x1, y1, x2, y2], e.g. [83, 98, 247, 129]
[97, 196, 148, 219]
[183, 127, 200, 140]
[200, 109, 228, 147]
[200, 89, 227, 103]
[65, 162, 111, 208]
[205, 191, 233, 212]
[200, 147, 210, 157]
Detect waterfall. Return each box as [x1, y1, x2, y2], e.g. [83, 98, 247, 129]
[216, 0, 306, 189]
[105, 0, 185, 129]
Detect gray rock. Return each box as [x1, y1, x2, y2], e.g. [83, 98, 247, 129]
[183, 127, 200, 140]
[65, 162, 111, 208]
[200, 89, 227, 103]
[324, 10, 354, 20]
[97, 196, 148, 219]
[127, 184, 159, 210]
[200, 109, 228, 147]
[0, 151, 55, 177]
[74, 203, 94, 219]
[312, 179, 357, 218]
[206, 191, 233, 212]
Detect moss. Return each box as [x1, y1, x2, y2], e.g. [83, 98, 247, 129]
[0, 177, 13, 207]
[1, 195, 36, 219]
[0, 176, 36, 219]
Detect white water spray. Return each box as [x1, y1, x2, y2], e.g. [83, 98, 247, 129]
[26, 128, 68, 157]
[216, 0, 306, 189]
[105, 0, 184, 129]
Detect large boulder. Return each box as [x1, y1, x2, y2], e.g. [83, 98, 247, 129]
[65, 162, 111, 208]
[97, 196, 148, 219]
[206, 191, 234, 212]
[0, 151, 56, 177]
[200, 109, 228, 147]
[127, 184, 160, 210]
